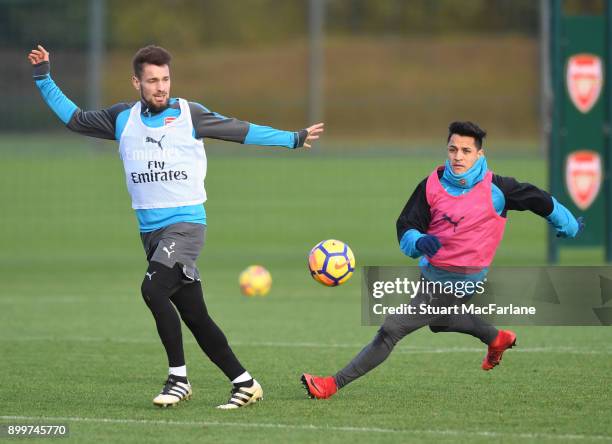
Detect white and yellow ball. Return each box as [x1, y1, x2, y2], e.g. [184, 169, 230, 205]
[239, 265, 272, 297]
[308, 239, 355, 287]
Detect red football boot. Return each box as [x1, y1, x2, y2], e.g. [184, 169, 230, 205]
[301, 373, 338, 399]
[482, 330, 517, 371]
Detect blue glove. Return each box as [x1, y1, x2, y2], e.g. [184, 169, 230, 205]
[416, 235, 442, 257]
[557, 216, 585, 238]
[547, 197, 584, 239]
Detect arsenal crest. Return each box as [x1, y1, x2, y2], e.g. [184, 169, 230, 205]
[565, 150, 602, 210]
[566, 54, 604, 114]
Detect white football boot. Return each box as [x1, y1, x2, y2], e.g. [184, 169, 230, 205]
[216, 380, 263, 409]
[153, 375, 192, 407]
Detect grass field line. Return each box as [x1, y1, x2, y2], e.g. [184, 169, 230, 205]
[3, 336, 611, 355]
[1, 415, 610, 441]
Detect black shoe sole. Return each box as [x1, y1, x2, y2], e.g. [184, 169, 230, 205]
[300, 374, 315, 399]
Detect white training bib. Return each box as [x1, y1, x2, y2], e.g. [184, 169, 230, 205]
[118, 99, 207, 209]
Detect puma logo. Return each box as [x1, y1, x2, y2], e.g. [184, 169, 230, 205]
[309, 376, 321, 392]
[145, 271, 157, 280]
[162, 241, 176, 258]
[424, 290, 438, 304]
[441, 213, 465, 232]
[145, 134, 166, 150]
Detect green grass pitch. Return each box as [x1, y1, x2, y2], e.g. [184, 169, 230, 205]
[0, 139, 610, 443]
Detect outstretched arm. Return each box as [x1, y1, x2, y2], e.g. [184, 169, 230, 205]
[189, 102, 324, 149]
[28, 45, 126, 140]
[494, 175, 584, 238]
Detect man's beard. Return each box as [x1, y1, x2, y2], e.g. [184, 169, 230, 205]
[141, 89, 169, 113]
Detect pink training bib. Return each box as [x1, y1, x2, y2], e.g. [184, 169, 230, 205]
[425, 167, 506, 272]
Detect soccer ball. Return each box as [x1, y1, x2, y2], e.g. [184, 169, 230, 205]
[239, 265, 272, 297]
[308, 239, 355, 286]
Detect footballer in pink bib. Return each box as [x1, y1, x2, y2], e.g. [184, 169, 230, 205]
[301, 121, 584, 401]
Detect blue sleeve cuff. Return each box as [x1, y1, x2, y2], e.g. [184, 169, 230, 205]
[546, 197, 579, 238]
[244, 123, 296, 148]
[35, 75, 78, 125]
[399, 229, 426, 258]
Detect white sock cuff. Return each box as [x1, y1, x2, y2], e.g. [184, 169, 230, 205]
[231, 371, 252, 384]
[169, 365, 187, 377]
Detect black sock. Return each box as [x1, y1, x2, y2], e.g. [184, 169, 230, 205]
[169, 374, 188, 384]
[233, 379, 254, 388]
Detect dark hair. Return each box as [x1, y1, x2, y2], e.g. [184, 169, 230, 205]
[132, 45, 172, 79]
[447, 121, 487, 149]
